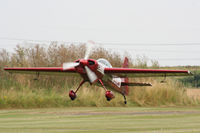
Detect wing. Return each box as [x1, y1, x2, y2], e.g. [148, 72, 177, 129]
[104, 68, 192, 77]
[4, 67, 78, 76]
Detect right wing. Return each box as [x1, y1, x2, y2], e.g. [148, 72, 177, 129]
[4, 67, 79, 76]
[104, 68, 192, 78]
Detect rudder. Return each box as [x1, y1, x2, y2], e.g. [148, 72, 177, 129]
[121, 57, 129, 95]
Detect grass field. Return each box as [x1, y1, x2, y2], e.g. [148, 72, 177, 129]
[1, 107, 200, 133]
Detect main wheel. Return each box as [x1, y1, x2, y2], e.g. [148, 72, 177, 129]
[69, 90, 76, 100]
[105, 91, 114, 101]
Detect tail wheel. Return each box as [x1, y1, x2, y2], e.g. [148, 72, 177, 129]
[105, 91, 115, 101]
[69, 90, 76, 100]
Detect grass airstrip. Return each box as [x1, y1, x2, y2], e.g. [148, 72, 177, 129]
[0, 107, 200, 133]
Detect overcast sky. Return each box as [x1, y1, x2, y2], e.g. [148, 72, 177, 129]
[0, 0, 200, 66]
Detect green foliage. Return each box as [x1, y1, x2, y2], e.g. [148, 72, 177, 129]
[179, 71, 200, 88]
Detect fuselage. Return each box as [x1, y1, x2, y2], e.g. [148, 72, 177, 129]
[74, 58, 122, 93]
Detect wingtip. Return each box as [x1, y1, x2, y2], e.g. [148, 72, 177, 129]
[188, 70, 193, 75]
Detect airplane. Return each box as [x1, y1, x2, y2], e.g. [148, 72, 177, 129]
[3, 41, 192, 104]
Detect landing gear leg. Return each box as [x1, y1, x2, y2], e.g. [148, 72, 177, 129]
[98, 79, 115, 101]
[122, 94, 127, 104]
[69, 80, 85, 100]
[98, 79, 107, 91]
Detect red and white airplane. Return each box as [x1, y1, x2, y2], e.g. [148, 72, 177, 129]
[4, 42, 192, 104]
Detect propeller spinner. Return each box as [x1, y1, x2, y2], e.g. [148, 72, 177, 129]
[62, 41, 98, 83]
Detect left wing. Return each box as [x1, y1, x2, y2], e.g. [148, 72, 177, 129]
[4, 67, 79, 76]
[104, 68, 192, 77]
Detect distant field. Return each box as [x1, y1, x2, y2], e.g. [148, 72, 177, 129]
[1, 107, 200, 133]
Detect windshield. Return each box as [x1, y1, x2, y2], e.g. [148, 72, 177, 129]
[97, 58, 112, 68]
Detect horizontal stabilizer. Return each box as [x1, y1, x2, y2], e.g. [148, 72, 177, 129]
[121, 82, 152, 86]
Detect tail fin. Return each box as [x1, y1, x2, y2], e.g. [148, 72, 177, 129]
[121, 57, 129, 95]
[123, 57, 129, 68]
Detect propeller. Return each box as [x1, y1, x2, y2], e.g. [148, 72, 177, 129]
[84, 40, 94, 60]
[85, 66, 97, 83]
[62, 41, 98, 83]
[63, 62, 79, 70]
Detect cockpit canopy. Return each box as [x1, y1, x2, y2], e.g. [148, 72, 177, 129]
[97, 58, 112, 68]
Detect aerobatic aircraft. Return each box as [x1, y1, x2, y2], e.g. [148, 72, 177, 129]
[4, 41, 192, 104]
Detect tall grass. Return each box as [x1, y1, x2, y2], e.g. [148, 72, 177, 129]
[129, 80, 196, 106]
[0, 43, 198, 108]
[0, 79, 197, 108]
